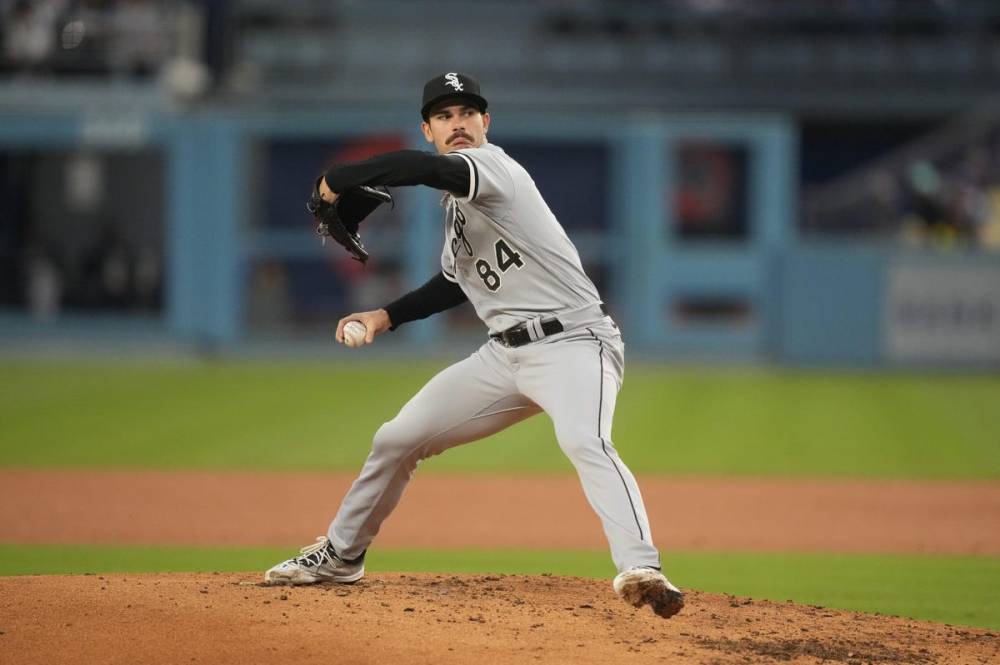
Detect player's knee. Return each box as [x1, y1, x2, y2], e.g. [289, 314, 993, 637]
[371, 419, 418, 459]
[554, 426, 603, 463]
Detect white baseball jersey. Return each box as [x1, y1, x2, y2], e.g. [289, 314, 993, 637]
[440, 143, 603, 334]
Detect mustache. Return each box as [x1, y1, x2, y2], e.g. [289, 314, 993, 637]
[447, 132, 473, 144]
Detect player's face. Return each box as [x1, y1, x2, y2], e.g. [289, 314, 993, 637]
[421, 103, 490, 154]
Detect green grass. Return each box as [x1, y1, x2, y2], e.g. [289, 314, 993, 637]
[0, 544, 996, 630]
[1, 360, 998, 477]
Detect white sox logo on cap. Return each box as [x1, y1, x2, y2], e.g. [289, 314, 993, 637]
[421, 72, 486, 119]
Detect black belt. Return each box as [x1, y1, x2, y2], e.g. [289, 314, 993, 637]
[490, 304, 609, 348]
[491, 318, 564, 347]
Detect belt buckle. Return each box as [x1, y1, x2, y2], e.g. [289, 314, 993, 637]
[492, 330, 513, 347]
[502, 324, 527, 347]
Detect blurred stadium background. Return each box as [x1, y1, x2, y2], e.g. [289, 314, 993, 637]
[1, 0, 998, 364]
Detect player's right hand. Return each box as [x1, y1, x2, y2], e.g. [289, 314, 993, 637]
[335, 309, 391, 345]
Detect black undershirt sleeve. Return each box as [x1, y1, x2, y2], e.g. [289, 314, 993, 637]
[326, 152, 470, 328]
[324, 150, 469, 196]
[383, 272, 468, 331]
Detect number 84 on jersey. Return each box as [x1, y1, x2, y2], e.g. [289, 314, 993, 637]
[475, 238, 524, 292]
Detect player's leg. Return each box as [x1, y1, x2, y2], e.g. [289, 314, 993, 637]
[327, 342, 539, 559]
[516, 325, 659, 571]
[265, 342, 538, 585]
[515, 323, 683, 617]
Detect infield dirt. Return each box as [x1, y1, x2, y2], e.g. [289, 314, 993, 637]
[2, 470, 999, 554]
[2, 470, 999, 663]
[1, 573, 998, 665]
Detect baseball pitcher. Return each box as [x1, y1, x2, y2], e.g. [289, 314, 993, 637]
[264, 73, 684, 618]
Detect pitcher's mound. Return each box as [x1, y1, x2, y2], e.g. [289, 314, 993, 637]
[0, 573, 995, 664]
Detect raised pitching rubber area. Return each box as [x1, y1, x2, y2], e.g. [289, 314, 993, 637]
[1, 470, 999, 663]
[1, 573, 997, 664]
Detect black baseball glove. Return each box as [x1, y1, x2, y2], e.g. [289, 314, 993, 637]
[307, 177, 393, 264]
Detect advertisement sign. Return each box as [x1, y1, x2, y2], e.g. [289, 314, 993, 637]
[885, 262, 1000, 363]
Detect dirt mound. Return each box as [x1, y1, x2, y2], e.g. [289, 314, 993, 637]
[1, 574, 996, 664]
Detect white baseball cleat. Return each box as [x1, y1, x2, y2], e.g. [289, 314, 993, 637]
[613, 566, 685, 618]
[263, 536, 365, 586]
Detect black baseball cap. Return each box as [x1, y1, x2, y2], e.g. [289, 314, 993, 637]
[421, 72, 488, 120]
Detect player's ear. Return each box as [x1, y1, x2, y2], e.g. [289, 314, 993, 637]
[420, 121, 434, 143]
[482, 112, 490, 134]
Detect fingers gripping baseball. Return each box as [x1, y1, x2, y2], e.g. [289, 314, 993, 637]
[335, 309, 391, 347]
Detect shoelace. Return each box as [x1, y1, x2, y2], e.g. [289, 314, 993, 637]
[294, 537, 339, 567]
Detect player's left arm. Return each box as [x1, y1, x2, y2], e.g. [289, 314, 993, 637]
[322, 150, 471, 200]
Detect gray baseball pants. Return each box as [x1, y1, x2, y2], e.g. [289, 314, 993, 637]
[327, 319, 661, 572]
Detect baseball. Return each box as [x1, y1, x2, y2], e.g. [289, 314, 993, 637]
[342, 320, 368, 348]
